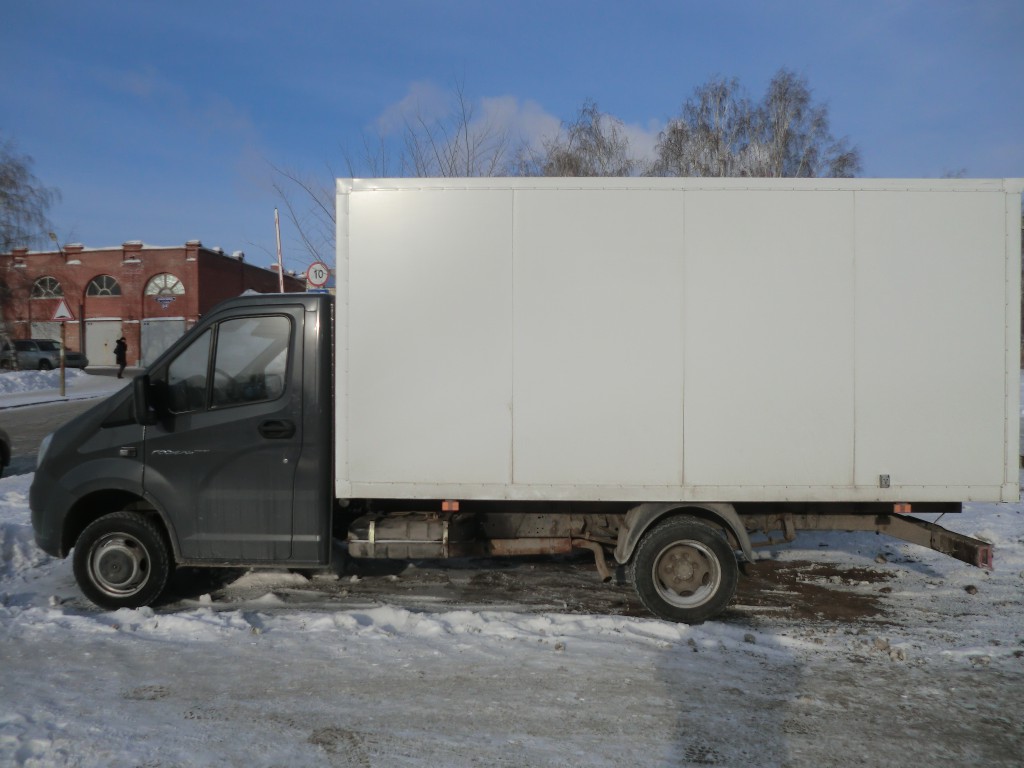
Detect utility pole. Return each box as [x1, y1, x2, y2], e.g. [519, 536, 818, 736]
[274, 209, 285, 293]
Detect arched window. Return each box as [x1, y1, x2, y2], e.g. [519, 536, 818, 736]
[145, 273, 185, 296]
[31, 276, 63, 298]
[86, 275, 122, 296]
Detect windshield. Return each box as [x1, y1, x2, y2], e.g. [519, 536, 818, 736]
[36, 341, 60, 352]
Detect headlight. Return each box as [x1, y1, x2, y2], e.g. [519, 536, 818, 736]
[37, 433, 54, 468]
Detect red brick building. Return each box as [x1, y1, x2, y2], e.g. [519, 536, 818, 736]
[1, 240, 305, 367]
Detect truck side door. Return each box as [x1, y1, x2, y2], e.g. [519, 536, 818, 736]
[144, 307, 304, 561]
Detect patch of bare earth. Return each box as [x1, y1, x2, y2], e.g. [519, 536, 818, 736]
[195, 553, 898, 626]
[728, 560, 896, 624]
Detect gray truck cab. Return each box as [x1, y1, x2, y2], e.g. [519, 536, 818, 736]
[30, 293, 333, 609]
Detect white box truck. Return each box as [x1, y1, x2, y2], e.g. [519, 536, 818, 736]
[31, 177, 1023, 623]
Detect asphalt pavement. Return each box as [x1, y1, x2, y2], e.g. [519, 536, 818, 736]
[0, 368, 137, 475]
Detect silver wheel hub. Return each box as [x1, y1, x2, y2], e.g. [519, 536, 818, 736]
[652, 541, 721, 608]
[89, 534, 150, 597]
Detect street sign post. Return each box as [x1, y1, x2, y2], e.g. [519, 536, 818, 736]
[51, 299, 75, 397]
[51, 299, 74, 321]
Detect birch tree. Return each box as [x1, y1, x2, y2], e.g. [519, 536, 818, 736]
[650, 69, 861, 178]
[514, 100, 638, 177]
[346, 81, 513, 178]
[647, 77, 753, 177]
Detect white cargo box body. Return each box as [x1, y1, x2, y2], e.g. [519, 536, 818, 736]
[335, 178, 1023, 504]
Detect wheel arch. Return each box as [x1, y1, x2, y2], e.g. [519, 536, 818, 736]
[613, 502, 754, 565]
[61, 490, 177, 560]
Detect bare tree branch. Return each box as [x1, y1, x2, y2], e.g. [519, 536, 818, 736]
[0, 135, 60, 251]
[267, 162, 334, 264]
[517, 100, 638, 177]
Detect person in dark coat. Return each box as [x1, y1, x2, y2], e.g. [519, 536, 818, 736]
[114, 337, 127, 379]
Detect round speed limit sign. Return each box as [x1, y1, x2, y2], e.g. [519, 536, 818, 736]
[307, 261, 330, 288]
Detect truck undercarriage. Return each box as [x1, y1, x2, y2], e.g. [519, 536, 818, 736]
[341, 499, 993, 622]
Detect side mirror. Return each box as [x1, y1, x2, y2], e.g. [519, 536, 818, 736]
[132, 374, 159, 426]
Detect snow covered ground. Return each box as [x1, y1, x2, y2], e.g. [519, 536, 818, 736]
[0, 368, 126, 409]
[1, 374, 1022, 766]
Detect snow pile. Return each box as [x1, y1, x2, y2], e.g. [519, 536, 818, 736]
[0, 368, 90, 395]
[0, 476, 48, 581]
[0, 369, 126, 408]
[1, 466, 1023, 766]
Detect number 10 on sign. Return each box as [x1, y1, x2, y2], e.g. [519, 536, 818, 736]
[307, 262, 330, 288]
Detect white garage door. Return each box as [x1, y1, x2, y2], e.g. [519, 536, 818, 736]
[85, 320, 123, 368]
[142, 318, 186, 366]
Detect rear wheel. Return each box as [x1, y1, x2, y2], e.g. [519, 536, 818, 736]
[72, 512, 172, 609]
[629, 517, 738, 624]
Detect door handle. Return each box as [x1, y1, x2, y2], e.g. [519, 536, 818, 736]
[258, 420, 295, 439]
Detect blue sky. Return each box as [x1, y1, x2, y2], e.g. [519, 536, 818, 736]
[2, 0, 1022, 272]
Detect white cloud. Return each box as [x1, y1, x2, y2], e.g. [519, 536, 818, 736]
[374, 81, 452, 136]
[621, 118, 663, 164]
[95, 64, 262, 150]
[375, 84, 663, 167]
[477, 95, 561, 153]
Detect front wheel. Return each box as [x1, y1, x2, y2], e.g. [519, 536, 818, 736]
[629, 517, 738, 624]
[72, 512, 172, 610]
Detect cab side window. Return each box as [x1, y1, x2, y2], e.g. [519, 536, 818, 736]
[162, 315, 291, 415]
[211, 316, 290, 408]
[167, 330, 212, 413]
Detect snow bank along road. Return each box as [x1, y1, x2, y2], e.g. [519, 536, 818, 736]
[0, 371, 1022, 766]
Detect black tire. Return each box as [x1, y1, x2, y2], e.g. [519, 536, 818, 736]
[72, 512, 172, 610]
[629, 517, 738, 624]
[38, 359, 52, 371]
